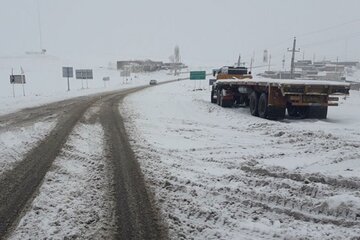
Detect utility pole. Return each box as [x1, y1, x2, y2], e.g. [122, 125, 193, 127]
[237, 54, 241, 67]
[11, 68, 15, 98]
[282, 54, 286, 70]
[174, 46, 180, 76]
[36, 0, 44, 52]
[335, 56, 339, 80]
[287, 37, 300, 79]
[250, 51, 255, 73]
[268, 54, 272, 71]
[250, 56, 254, 73]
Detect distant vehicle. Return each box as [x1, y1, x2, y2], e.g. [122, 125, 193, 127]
[149, 79, 157, 85]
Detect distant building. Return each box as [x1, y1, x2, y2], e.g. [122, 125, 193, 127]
[293, 59, 358, 81]
[117, 59, 187, 73]
[258, 71, 301, 79]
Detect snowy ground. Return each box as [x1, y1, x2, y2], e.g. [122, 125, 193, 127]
[9, 106, 116, 239]
[0, 120, 56, 175]
[2, 53, 359, 239]
[120, 80, 360, 239]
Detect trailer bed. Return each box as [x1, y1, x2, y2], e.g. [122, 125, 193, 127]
[215, 78, 351, 88]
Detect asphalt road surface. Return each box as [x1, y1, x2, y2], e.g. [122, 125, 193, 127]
[0, 85, 169, 240]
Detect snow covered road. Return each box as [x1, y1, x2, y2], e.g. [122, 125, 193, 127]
[121, 80, 360, 239]
[0, 85, 169, 239]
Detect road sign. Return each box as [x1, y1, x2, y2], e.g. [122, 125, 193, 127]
[190, 71, 206, 80]
[10, 75, 26, 84]
[62, 67, 74, 91]
[103, 77, 110, 81]
[62, 67, 74, 78]
[76, 69, 93, 79]
[120, 70, 130, 77]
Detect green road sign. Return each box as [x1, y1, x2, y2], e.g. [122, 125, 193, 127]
[190, 71, 206, 80]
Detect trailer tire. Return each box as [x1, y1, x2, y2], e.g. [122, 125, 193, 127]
[287, 105, 309, 119]
[267, 107, 286, 120]
[307, 106, 328, 119]
[287, 105, 298, 117]
[244, 97, 250, 107]
[258, 93, 268, 118]
[249, 91, 259, 116]
[237, 95, 249, 106]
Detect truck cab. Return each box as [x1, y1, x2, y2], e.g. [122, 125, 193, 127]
[213, 66, 252, 80]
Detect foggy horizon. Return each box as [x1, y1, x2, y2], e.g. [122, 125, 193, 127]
[1, 0, 360, 67]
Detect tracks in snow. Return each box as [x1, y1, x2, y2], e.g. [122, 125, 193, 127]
[134, 143, 360, 239]
[0, 87, 167, 239]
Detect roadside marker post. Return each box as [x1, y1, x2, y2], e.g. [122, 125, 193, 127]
[103, 76, 110, 88]
[75, 69, 93, 89]
[120, 70, 130, 84]
[10, 68, 27, 98]
[62, 67, 74, 91]
[20, 67, 25, 96]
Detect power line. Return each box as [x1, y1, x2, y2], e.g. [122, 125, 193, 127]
[240, 18, 360, 70]
[259, 18, 360, 54]
[300, 31, 360, 48]
[297, 18, 360, 38]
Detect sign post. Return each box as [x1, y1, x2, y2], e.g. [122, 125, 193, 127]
[75, 69, 93, 89]
[190, 71, 206, 91]
[10, 74, 26, 98]
[120, 70, 130, 84]
[20, 67, 25, 96]
[22, 75, 25, 96]
[103, 76, 110, 87]
[62, 67, 74, 91]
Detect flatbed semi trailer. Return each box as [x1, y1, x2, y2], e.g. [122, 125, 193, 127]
[210, 66, 350, 120]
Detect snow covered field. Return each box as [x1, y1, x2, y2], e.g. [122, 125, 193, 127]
[1, 53, 360, 239]
[121, 80, 360, 239]
[0, 55, 182, 116]
[0, 120, 56, 175]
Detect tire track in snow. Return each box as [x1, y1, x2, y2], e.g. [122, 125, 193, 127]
[99, 91, 167, 240]
[9, 116, 116, 239]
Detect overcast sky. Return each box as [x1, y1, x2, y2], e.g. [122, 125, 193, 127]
[1, 0, 360, 67]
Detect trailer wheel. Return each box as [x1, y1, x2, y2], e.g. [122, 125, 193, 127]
[267, 107, 286, 120]
[234, 96, 241, 105]
[307, 106, 328, 119]
[287, 105, 298, 117]
[287, 105, 309, 119]
[244, 97, 250, 107]
[237, 95, 249, 106]
[249, 91, 259, 116]
[258, 93, 268, 118]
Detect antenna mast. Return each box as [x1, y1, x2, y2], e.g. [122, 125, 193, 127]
[36, 0, 43, 52]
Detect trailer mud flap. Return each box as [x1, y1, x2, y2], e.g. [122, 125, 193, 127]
[268, 86, 286, 108]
